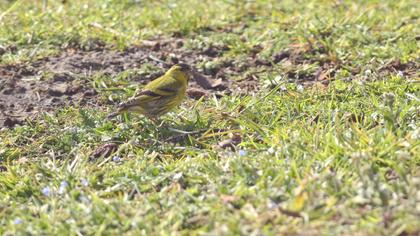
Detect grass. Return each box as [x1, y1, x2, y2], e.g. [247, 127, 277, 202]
[0, 0, 419, 235]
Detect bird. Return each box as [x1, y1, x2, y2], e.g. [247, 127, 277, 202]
[107, 64, 192, 121]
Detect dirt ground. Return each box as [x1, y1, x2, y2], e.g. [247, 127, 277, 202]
[0, 39, 224, 127]
[0, 38, 417, 128]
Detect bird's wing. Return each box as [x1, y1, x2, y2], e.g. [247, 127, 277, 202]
[144, 73, 183, 96]
[106, 73, 183, 118]
[117, 90, 162, 110]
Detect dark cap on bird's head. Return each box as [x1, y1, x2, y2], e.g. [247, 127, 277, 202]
[176, 63, 192, 72]
[171, 63, 194, 81]
[170, 63, 203, 82]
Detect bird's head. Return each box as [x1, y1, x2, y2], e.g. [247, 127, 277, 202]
[168, 63, 193, 83]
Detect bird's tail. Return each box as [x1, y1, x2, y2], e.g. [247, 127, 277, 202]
[106, 106, 127, 119]
[106, 101, 136, 119]
[106, 111, 120, 119]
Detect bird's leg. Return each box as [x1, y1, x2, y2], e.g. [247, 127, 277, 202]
[149, 117, 165, 127]
[148, 117, 167, 129]
[149, 117, 158, 125]
[157, 120, 166, 128]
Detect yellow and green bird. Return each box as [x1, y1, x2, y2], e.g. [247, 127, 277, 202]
[108, 64, 192, 120]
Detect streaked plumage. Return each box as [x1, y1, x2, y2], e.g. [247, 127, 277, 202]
[107, 64, 191, 120]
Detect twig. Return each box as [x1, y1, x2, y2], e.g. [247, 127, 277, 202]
[278, 207, 302, 218]
[163, 128, 230, 143]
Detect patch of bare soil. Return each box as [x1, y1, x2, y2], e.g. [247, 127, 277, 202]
[0, 38, 250, 128]
[0, 68, 97, 127]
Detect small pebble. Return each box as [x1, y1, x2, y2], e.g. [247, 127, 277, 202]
[297, 84, 304, 92]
